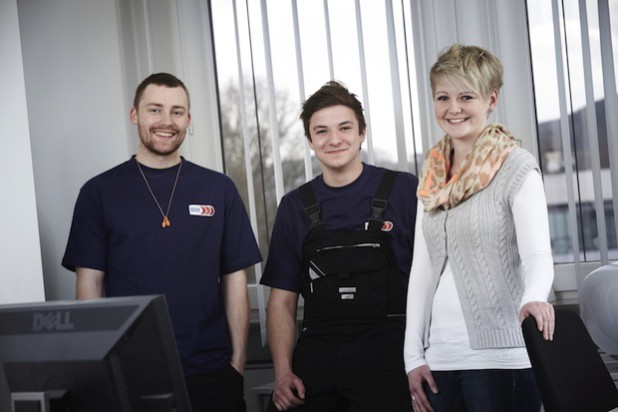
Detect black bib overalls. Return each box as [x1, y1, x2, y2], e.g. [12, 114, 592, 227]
[282, 171, 412, 411]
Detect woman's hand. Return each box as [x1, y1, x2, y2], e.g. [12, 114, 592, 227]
[519, 301, 555, 341]
[407, 364, 438, 412]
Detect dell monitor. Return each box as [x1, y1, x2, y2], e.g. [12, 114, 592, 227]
[0, 295, 191, 411]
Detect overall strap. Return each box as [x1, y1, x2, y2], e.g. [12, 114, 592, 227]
[299, 182, 325, 234]
[300, 170, 398, 234]
[366, 170, 398, 231]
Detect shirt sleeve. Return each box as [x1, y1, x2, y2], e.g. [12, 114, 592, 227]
[512, 170, 555, 308]
[404, 200, 436, 373]
[260, 193, 305, 292]
[62, 183, 108, 272]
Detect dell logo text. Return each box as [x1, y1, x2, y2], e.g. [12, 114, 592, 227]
[33, 312, 75, 332]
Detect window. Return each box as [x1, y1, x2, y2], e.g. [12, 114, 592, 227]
[527, 0, 618, 270]
[210, 0, 423, 343]
[207, 0, 618, 348]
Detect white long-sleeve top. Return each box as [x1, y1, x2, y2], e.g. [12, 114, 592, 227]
[404, 170, 554, 373]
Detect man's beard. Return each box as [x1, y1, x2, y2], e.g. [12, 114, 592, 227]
[138, 127, 185, 156]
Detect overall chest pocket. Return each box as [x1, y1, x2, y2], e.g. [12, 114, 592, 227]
[304, 239, 391, 321]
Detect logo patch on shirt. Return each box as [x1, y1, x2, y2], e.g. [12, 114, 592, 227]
[189, 204, 215, 217]
[382, 221, 394, 232]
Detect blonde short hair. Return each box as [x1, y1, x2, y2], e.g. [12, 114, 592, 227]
[430, 44, 503, 99]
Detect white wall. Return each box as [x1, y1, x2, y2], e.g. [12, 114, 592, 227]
[17, 0, 133, 300]
[0, 0, 45, 304]
[15, 0, 221, 301]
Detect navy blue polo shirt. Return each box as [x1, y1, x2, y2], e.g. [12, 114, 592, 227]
[63, 157, 262, 376]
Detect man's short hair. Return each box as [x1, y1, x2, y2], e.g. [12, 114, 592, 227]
[133, 73, 190, 110]
[300, 81, 366, 141]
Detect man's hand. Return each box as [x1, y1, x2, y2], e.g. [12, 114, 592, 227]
[272, 371, 306, 411]
[407, 364, 437, 412]
[266, 288, 302, 410]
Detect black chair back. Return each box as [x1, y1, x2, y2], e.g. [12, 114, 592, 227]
[522, 307, 618, 412]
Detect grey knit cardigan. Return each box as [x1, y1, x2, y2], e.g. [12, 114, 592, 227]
[423, 148, 539, 349]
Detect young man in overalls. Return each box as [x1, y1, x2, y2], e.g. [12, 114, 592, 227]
[261, 81, 418, 411]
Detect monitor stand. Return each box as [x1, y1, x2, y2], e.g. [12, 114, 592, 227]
[11, 390, 68, 412]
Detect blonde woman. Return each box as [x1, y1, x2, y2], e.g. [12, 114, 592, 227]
[404, 44, 555, 412]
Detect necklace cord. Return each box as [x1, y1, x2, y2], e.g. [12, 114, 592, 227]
[136, 158, 183, 228]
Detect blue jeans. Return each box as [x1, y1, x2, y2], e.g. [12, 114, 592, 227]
[425, 369, 541, 412]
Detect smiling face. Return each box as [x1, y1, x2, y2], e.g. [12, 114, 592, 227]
[433, 76, 497, 146]
[130, 84, 191, 166]
[308, 105, 365, 185]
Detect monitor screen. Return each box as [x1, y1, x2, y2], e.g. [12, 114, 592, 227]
[0, 295, 191, 412]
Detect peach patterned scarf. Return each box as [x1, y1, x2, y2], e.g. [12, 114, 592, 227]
[417, 124, 520, 212]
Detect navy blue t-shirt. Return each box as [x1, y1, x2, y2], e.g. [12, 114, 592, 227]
[63, 157, 262, 376]
[261, 164, 418, 293]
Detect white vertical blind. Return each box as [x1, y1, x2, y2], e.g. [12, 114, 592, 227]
[551, 0, 583, 285]
[355, 0, 375, 165]
[213, 0, 427, 341]
[598, 0, 618, 259]
[259, 0, 285, 205]
[385, 0, 409, 172]
[578, 0, 609, 264]
[231, 0, 268, 343]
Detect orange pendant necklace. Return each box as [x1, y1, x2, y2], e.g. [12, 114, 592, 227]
[136, 158, 182, 228]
